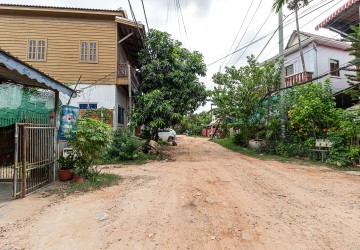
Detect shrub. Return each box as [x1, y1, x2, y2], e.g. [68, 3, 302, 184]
[271, 139, 309, 158]
[326, 110, 360, 167]
[107, 129, 142, 161]
[67, 117, 113, 177]
[232, 133, 248, 147]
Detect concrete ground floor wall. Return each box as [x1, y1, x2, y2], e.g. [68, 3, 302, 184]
[59, 84, 130, 130]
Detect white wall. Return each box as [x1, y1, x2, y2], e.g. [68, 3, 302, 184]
[59, 84, 130, 130]
[284, 43, 353, 92]
[115, 85, 129, 128]
[317, 44, 353, 93]
[59, 84, 116, 109]
[284, 44, 313, 76]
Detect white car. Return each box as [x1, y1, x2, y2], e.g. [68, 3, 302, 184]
[158, 128, 176, 142]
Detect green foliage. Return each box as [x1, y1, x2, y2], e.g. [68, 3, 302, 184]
[68, 173, 121, 193]
[132, 90, 179, 139]
[67, 117, 113, 177]
[57, 153, 77, 170]
[273, 0, 309, 12]
[232, 133, 248, 147]
[326, 110, 360, 166]
[344, 25, 360, 102]
[107, 129, 142, 161]
[286, 80, 338, 139]
[178, 111, 211, 135]
[211, 55, 281, 141]
[132, 29, 208, 140]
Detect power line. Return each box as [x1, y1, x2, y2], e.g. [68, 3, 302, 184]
[127, 0, 145, 44]
[268, 5, 357, 67]
[226, 0, 264, 68]
[207, 31, 277, 67]
[220, 0, 255, 70]
[234, 8, 272, 65]
[166, 0, 171, 31]
[207, 0, 341, 68]
[256, 0, 329, 60]
[261, 0, 342, 61]
[175, 0, 191, 49]
[140, 0, 150, 30]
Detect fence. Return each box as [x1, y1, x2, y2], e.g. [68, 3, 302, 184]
[14, 124, 56, 197]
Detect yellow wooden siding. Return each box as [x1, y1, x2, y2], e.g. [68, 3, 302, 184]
[0, 15, 117, 84]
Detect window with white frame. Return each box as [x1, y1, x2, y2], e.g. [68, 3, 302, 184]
[80, 41, 98, 63]
[28, 39, 46, 61]
[330, 59, 340, 77]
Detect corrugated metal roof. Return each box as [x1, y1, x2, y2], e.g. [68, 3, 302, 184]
[0, 48, 76, 97]
[0, 3, 124, 13]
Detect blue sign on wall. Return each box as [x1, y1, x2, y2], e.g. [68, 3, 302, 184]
[58, 105, 79, 140]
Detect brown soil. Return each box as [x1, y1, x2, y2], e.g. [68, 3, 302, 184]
[1, 135, 360, 250]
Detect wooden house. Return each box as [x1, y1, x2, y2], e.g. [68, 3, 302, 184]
[0, 4, 145, 129]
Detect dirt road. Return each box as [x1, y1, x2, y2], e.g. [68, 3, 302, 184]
[1, 135, 360, 250]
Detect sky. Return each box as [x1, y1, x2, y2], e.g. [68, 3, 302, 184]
[0, 0, 350, 112]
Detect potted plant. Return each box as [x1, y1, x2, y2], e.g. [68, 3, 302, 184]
[57, 153, 77, 181]
[72, 156, 90, 183]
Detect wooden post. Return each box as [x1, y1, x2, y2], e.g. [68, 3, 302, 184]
[53, 90, 59, 182]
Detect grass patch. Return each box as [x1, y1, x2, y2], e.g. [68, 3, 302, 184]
[40, 173, 121, 197]
[95, 153, 159, 166]
[213, 137, 360, 171]
[68, 173, 121, 193]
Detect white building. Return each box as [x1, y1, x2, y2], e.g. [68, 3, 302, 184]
[282, 31, 353, 92]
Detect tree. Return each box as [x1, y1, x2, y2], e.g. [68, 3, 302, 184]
[344, 25, 360, 102]
[273, 0, 309, 80]
[286, 79, 337, 139]
[211, 55, 281, 141]
[178, 111, 211, 135]
[131, 29, 208, 141]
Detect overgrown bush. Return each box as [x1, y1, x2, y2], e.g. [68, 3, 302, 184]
[326, 110, 360, 166]
[232, 133, 248, 147]
[67, 117, 113, 177]
[107, 129, 142, 161]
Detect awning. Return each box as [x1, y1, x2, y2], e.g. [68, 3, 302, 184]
[0, 48, 76, 97]
[315, 0, 359, 32]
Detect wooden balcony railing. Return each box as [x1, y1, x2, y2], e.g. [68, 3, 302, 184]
[117, 62, 140, 92]
[285, 71, 313, 87]
[117, 63, 128, 77]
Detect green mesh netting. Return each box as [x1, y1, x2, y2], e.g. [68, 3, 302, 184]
[0, 83, 55, 127]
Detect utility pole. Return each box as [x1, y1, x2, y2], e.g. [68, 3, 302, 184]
[279, 7, 286, 137]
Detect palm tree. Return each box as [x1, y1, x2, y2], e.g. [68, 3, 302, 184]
[273, 0, 309, 81]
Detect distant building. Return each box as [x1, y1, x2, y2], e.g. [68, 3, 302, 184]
[270, 30, 353, 93]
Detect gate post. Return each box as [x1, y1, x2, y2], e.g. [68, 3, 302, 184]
[21, 125, 26, 198]
[13, 124, 19, 197]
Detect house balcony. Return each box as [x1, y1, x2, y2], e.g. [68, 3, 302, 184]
[117, 62, 140, 93]
[285, 71, 313, 87]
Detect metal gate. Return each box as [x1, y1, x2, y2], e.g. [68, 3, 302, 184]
[13, 124, 56, 198]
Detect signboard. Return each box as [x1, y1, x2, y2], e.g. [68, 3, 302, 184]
[58, 105, 79, 140]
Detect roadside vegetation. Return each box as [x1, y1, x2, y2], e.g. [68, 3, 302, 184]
[208, 54, 359, 167]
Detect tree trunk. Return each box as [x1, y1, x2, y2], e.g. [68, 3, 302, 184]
[295, 7, 307, 82]
[153, 127, 159, 142]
